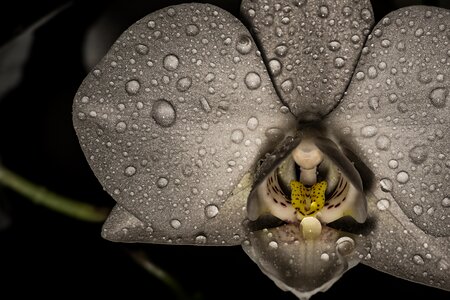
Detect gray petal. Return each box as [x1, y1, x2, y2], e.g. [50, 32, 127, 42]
[241, 0, 374, 120]
[73, 4, 296, 245]
[325, 6, 450, 289]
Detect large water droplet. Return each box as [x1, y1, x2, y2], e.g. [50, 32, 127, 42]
[236, 35, 253, 55]
[163, 54, 179, 71]
[244, 72, 261, 90]
[281, 79, 294, 93]
[152, 99, 176, 127]
[246, 117, 259, 131]
[186, 24, 199, 36]
[361, 125, 378, 137]
[413, 205, 423, 215]
[429, 87, 448, 108]
[170, 219, 181, 229]
[412, 254, 425, 265]
[375, 135, 391, 150]
[116, 121, 127, 133]
[177, 77, 192, 92]
[377, 199, 390, 211]
[409, 145, 428, 164]
[318, 5, 329, 18]
[328, 41, 341, 52]
[268, 241, 278, 249]
[135, 44, 149, 55]
[195, 234, 207, 244]
[380, 178, 393, 192]
[396, 171, 409, 184]
[336, 237, 355, 256]
[124, 166, 136, 177]
[231, 129, 244, 144]
[334, 57, 345, 68]
[268, 59, 282, 77]
[126, 80, 140, 95]
[442, 197, 450, 208]
[205, 205, 219, 219]
[156, 177, 169, 188]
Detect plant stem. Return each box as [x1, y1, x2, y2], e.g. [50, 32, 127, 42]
[129, 250, 192, 300]
[0, 165, 109, 222]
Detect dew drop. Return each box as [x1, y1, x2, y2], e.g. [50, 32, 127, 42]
[413, 254, 425, 265]
[126, 80, 140, 95]
[396, 171, 409, 184]
[413, 205, 423, 215]
[368, 66, 378, 79]
[116, 121, 127, 133]
[135, 44, 149, 55]
[380, 178, 393, 192]
[429, 87, 448, 108]
[124, 166, 136, 177]
[268, 241, 278, 249]
[244, 72, 261, 90]
[368, 96, 379, 111]
[442, 197, 450, 208]
[274, 44, 288, 57]
[152, 99, 176, 127]
[156, 177, 169, 188]
[195, 234, 207, 244]
[334, 57, 345, 68]
[318, 5, 329, 18]
[204, 204, 219, 219]
[268, 59, 282, 77]
[361, 125, 378, 137]
[236, 35, 253, 54]
[231, 129, 244, 144]
[281, 79, 294, 93]
[409, 145, 428, 164]
[246, 117, 259, 131]
[186, 24, 199, 36]
[163, 54, 179, 71]
[376, 135, 391, 150]
[176, 77, 192, 92]
[437, 259, 449, 271]
[388, 159, 398, 169]
[377, 199, 390, 211]
[328, 40, 341, 52]
[320, 253, 330, 262]
[170, 219, 181, 229]
[336, 237, 355, 256]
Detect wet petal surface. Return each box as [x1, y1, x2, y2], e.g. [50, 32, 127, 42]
[326, 6, 450, 289]
[241, 0, 374, 119]
[73, 4, 296, 245]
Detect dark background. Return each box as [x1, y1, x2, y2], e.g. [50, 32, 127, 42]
[0, 0, 448, 299]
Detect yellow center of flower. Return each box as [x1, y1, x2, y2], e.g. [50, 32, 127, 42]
[290, 180, 327, 218]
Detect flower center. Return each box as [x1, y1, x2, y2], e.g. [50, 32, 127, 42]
[290, 180, 327, 217]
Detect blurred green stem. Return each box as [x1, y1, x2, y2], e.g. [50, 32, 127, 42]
[0, 165, 109, 222]
[130, 250, 193, 300]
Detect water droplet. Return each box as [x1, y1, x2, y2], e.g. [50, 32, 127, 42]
[231, 129, 244, 144]
[342, 6, 353, 17]
[442, 197, 450, 208]
[265, 128, 284, 143]
[376, 135, 391, 150]
[409, 145, 428, 164]
[361, 125, 378, 137]
[163, 54, 179, 71]
[336, 237, 355, 256]
[360, 8, 372, 22]
[328, 40, 341, 52]
[124, 166, 136, 177]
[368, 66, 378, 79]
[176, 77, 192, 92]
[244, 72, 261, 90]
[135, 44, 149, 55]
[170, 219, 181, 229]
[186, 24, 199, 36]
[199, 97, 211, 113]
[334, 57, 345, 68]
[152, 99, 176, 127]
[437, 259, 449, 271]
[413, 254, 425, 265]
[318, 5, 329, 18]
[268, 59, 282, 77]
[116, 121, 127, 133]
[320, 253, 330, 262]
[195, 234, 207, 244]
[126, 80, 140, 95]
[380, 178, 393, 192]
[236, 35, 252, 55]
[281, 79, 294, 93]
[156, 177, 169, 188]
[246, 117, 259, 131]
[377, 199, 390, 211]
[381, 39, 391, 48]
[268, 241, 278, 249]
[429, 87, 448, 108]
[413, 205, 423, 215]
[368, 96, 380, 111]
[205, 205, 219, 219]
[396, 171, 409, 184]
[388, 159, 398, 169]
[274, 44, 288, 57]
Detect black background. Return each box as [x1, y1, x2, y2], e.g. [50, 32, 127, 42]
[0, 0, 449, 299]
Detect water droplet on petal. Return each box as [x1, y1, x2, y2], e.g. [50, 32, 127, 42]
[442, 197, 450, 208]
[334, 57, 345, 68]
[413, 205, 423, 215]
[328, 40, 341, 51]
[429, 87, 448, 108]
[163, 54, 179, 71]
[361, 125, 378, 137]
[377, 199, 390, 211]
[268, 59, 282, 77]
[135, 44, 149, 55]
[185, 24, 199, 36]
[336, 237, 355, 256]
[380, 178, 393, 192]
[246, 117, 259, 131]
[205, 205, 219, 219]
[268, 241, 278, 249]
[170, 219, 181, 229]
[231, 129, 244, 144]
[156, 177, 169, 188]
[318, 5, 329, 18]
[195, 234, 207, 244]
[409, 145, 428, 164]
[320, 253, 330, 262]
[413, 254, 425, 265]
[176, 77, 192, 92]
[126, 80, 140, 95]
[244, 72, 261, 90]
[376, 135, 391, 150]
[116, 121, 127, 133]
[124, 166, 136, 177]
[152, 99, 176, 127]
[396, 171, 409, 184]
[281, 79, 294, 93]
[236, 35, 253, 54]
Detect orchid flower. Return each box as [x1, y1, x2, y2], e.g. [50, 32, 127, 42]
[73, 0, 449, 299]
